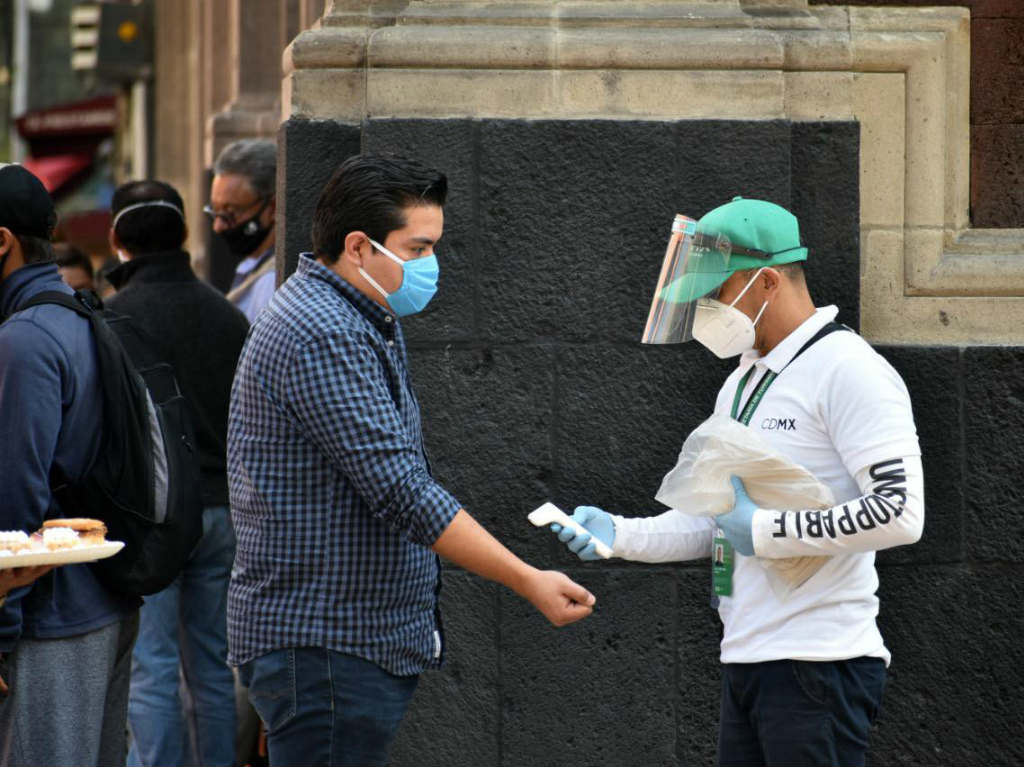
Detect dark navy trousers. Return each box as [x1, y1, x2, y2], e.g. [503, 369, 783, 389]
[718, 657, 887, 767]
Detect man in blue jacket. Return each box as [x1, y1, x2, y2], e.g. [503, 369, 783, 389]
[0, 164, 140, 765]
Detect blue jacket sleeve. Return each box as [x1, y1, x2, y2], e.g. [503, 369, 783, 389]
[283, 331, 461, 547]
[0, 319, 67, 650]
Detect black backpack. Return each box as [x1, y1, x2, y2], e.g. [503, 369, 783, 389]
[18, 290, 203, 595]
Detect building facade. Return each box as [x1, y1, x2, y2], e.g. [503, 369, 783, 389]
[2, 1, 1012, 763]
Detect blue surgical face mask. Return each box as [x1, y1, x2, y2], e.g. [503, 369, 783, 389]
[359, 238, 439, 317]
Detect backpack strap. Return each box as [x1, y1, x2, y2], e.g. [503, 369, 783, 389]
[12, 291, 103, 502]
[15, 289, 101, 319]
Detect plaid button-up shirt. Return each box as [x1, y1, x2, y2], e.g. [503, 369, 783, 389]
[226, 254, 461, 675]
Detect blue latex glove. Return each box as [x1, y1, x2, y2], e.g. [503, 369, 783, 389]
[715, 476, 756, 556]
[550, 506, 615, 561]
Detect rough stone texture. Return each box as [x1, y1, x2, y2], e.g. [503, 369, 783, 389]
[675, 568, 727, 767]
[476, 119, 683, 345]
[876, 346, 963, 565]
[971, 125, 1024, 228]
[391, 573, 501, 767]
[790, 121, 860, 329]
[557, 343, 730, 519]
[279, 115, 1017, 765]
[874, 565, 1024, 766]
[408, 345, 558, 562]
[500, 568, 679, 766]
[971, 19, 1024, 126]
[364, 120, 478, 343]
[814, 0, 1024, 14]
[277, 119, 362, 275]
[962, 346, 1024, 562]
[812, 0, 1024, 227]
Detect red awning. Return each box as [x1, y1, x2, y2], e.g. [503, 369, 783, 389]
[20, 154, 94, 194]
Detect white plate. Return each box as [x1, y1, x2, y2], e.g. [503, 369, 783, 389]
[0, 541, 124, 570]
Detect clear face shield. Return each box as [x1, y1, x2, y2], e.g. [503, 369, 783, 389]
[641, 215, 734, 344]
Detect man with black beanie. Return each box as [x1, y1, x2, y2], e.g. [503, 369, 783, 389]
[0, 163, 140, 764]
[105, 180, 249, 767]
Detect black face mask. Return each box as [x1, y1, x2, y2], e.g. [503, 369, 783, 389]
[217, 201, 272, 257]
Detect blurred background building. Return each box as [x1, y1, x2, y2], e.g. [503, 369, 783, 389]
[2, 2, 1023, 765]
[1, 0, 322, 288]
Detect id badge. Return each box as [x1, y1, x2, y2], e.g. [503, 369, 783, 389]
[711, 529, 734, 597]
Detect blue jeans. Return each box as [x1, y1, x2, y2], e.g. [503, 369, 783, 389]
[718, 657, 887, 767]
[239, 647, 419, 767]
[127, 506, 237, 767]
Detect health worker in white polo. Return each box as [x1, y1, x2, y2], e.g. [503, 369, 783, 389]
[549, 197, 924, 767]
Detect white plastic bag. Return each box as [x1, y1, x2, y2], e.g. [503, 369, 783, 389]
[655, 414, 833, 599]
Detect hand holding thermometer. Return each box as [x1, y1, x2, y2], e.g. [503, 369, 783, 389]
[528, 502, 613, 560]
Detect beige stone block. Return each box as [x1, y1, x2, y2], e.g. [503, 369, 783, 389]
[859, 227, 905, 341]
[853, 72, 904, 230]
[548, 2, 752, 29]
[368, 24, 555, 69]
[902, 227, 945, 295]
[781, 30, 852, 71]
[861, 227, 1024, 344]
[942, 13, 970, 231]
[906, 229, 1024, 297]
[901, 42, 947, 229]
[366, 69, 559, 118]
[285, 26, 369, 72]
[555, 27, 782, 70]
[284, 69, 367, 121]
[558, 69, 783, 119]
[879, 296, 1024, 346]
[848, 5, 968, 34]
[783, 71, 852, 121]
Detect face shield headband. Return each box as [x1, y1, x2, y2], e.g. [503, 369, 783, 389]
[641, 214, 775, 345]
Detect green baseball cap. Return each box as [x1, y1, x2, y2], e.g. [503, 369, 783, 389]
[658, 197, 808, 305]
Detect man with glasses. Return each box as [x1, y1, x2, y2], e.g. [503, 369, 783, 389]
[207, 139, 278, 322]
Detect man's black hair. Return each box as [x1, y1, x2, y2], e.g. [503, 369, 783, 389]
[54, 242, 94, 278]
[777, 261, 806, 284]
[16, 234, 55, 265]
[111, 180, 187, 254]
[312, 154, 447, 265]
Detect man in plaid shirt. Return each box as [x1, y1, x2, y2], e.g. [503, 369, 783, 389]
[227, 154, 594, 766]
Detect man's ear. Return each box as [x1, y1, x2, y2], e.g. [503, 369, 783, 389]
[0, 228, 13, 258]
[0, 228, 22, 279]
[107, 227, 120, 255]
[760, 267, 782, 297]
[341, 231, 370, 266]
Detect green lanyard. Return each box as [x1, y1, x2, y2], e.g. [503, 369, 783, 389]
[730, 367, 777, 426]
[714, 321, 848, 603]
[713, 365, 778, 600]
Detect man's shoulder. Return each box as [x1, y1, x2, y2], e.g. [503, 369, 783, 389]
[819, 328, 900, 376]
[272, 271, 367, 335]
[110, 279, 249, 327]
[0, 303, 88, 357]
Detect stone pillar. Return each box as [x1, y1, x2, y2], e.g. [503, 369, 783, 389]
[266, 5, 1024, 767]
[272, 0, 1024, 346]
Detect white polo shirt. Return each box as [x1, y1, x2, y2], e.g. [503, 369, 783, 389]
[613, 306, 923, 665]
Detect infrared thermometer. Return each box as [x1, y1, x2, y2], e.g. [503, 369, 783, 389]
[527, 502, 613, 559]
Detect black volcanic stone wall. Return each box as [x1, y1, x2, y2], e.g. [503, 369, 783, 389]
[276, 117, 1018, 766]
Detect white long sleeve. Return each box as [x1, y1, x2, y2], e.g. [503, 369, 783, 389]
[752, 453, 923, 558]
[611, 510, 715, 563]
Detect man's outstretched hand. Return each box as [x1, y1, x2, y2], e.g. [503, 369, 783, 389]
[517, 568, 595, 627]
